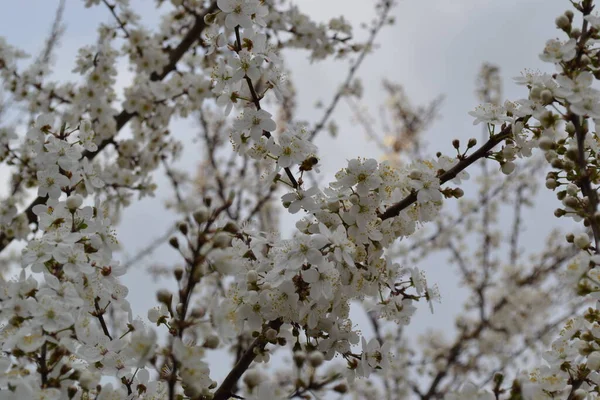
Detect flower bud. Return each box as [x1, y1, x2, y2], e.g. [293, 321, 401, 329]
[574, 233, 590, 249]
[265, 328, 278, 341]
[203, 335, 220, 349]
[538, 136, 554, 151]
[66, 194, 84, 210]
[213, 232, 231, 248]
[223, 221, 239, 234]
[243, 370, 262, 389]
[293, 350, 307, 367]
[174, 268, 183, 281]
[156, 289, 172, 305]
[563, 159, 575, 171]
[409, 170, 423, 180]
[581, 54, 591, 65]
[169, 237, 179, 249]
[540, 89, 554, 104]
[564, 196, 579, 208]
[545, 150, 557, 163]
[193, 208, 209, 225]
[493, 372, 504, 386]
[556, 14, 571, 30]
[176, 303, 184, 316]
[333, 383, 348, 393]
[68, 386, 78, 399]
[247, 270, 258, 283]
[501, 161, 516, 175]
[565, 147, 578, 161]
[566, 183, 579, 196]
[308, 351, 324, 367]
[190, 307, 206, 319]
[566, 233, 575, 243]
[550, 158, 563, 169]
[565, 10, 574, 21]
[178, 222, 188, 235]
[545, 179, 558, 189]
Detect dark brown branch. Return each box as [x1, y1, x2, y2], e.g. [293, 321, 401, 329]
[212, 319, 282, 400]
[212, 337, 266, 400]
[380, 125, 513, 221]
[38, 342, 49, 387]
[573, 116, 600, 249]
[102, 0, 131, 37]
[569, 0, 600, 252]
[93, 299, 113, 340]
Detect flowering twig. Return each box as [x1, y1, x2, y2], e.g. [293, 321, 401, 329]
[0, 2, 219, 253]
[381, 124, 513, 220]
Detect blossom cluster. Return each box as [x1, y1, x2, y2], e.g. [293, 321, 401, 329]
[3, 0, 599, 399]
[442, 3, 600, 399]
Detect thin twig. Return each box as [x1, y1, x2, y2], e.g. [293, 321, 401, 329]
[93, 299, 113, 340]
[309, 1, 394, 141]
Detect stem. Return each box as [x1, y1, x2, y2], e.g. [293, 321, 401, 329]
[232, 26, 299, 189]
[93, 299, 113, 340]
[39, 342, 48, 387]
[212, 320, 282, 400]
[573, 116, 600, 250]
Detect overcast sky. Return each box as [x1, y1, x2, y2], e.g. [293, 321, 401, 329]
[0, 0, 572, 385]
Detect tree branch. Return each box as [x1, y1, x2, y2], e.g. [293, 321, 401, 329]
[380, 125, 513, 221]
[212, 337, 266, 400]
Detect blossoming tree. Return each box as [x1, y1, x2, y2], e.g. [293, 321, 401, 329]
[0, 0, 600, 399]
